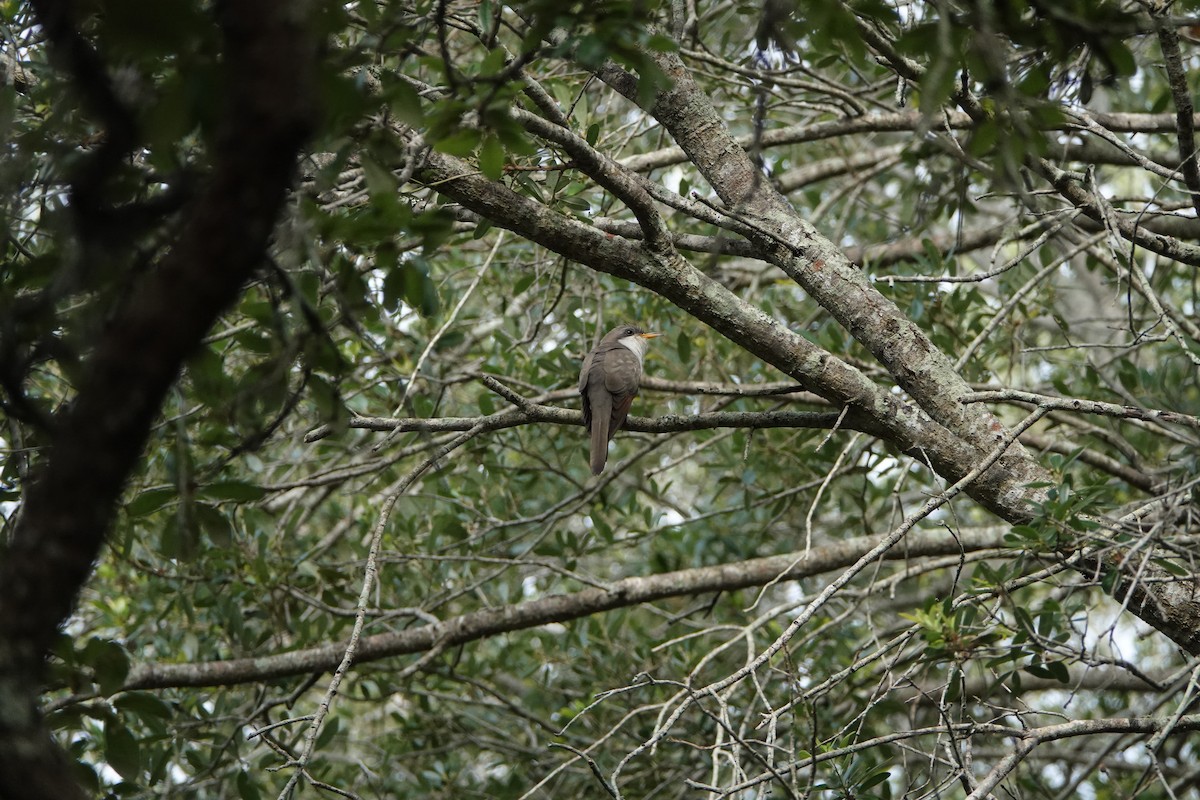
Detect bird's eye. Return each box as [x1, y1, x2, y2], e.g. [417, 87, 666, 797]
[625, 328, 634, 335]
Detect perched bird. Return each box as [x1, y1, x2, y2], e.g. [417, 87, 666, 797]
[578, 324, 660, 475]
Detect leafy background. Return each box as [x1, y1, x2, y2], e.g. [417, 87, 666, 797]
[3, 0, 1200, 798]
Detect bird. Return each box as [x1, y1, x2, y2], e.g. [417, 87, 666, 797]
[578, 324, 660, 475]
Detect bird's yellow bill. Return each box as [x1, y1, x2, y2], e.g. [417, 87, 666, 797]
[640, 332, 662, 339]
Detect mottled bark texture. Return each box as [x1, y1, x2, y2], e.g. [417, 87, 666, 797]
[0, 1, 316, 797]
[400, 47, 1200, 656]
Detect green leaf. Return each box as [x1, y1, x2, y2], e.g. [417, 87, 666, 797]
[105, 722, 141, 780]
[477, 0, 494, 34]
[634, 58, 672, 107]
[860, 770, 891, 790]
[477, 47, 507, 78]
[195, 502, 234, 547]
[1024, 662, 1053, 680]
[83, 638, 131, 696]
[316, 716, 341, 748]
[361, 157, 398, 197]
[388, 79, 425, 127]
[127, 487, 176, 518]
[472, 218, 494, 239]
[159, 517, 184, 560]
[478, 392, 496, 416]
[319, 69, 372, 134]
[513, 272, 536, 295]
[98, 0, 203, 55]
[479, 135, 505, 180]
[404, 258, 440, 316]
[310, 374, 345, 423]
[433, 127, 482, 157]
[114, 692, 173, 721]
[304, 332, 343, 375]
[676, 330, 692, 363]
[237, 770, 263, 800]
[1103, 40, 1136, 78]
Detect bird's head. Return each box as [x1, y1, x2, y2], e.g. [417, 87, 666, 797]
[609, 324, 660, 360]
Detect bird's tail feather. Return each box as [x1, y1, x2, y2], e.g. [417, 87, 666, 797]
[589, 394, 611, 475]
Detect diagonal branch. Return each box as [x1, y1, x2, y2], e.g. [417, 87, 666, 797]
[845, 6, 1200, 267]
[0, 2, 316, 798]
[119, 527, 1009, 692]
[403, 139, 1039, 517]
[396, 125, 1200, 655]
[612, 46, 1036, 470]
[511, 108, 674, 254]
[1155, 19, 1200, 218]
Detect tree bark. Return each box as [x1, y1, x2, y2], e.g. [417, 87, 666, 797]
[396, 48, 1200, 656]
[0, 2, 315, 797]
[123, 528, 1007, 690]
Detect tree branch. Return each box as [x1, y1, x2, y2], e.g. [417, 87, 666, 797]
[963, 389, 1200, 433]
[511, 107, 674, 254]
[625, 47, 1040, 475]
[306, 405, 844, 443]
[402, 139, 1039, 517]
[119, 527, 1008, 691]
[965, 715, 1200, 800]
[617, 110, 1200, 174]
[846, 6, 1200, 267]
[0, 2, 316, 797]
[1155, 19, 1200, 218]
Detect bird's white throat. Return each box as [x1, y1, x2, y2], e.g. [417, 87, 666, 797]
[618, 334, 649, 363]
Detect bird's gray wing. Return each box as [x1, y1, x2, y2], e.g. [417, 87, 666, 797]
[578, 348, 597, 432]
[602, 347, 642, 439]
[583, 358, 614, 474]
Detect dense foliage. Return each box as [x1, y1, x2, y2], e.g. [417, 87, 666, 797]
[3, 0, 1200, 798]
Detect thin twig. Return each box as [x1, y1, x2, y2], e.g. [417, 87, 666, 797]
[277, 420, 492, 799]
[609, 407, 1050, 795]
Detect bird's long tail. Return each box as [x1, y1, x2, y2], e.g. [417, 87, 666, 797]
[589, 391, 611, 475]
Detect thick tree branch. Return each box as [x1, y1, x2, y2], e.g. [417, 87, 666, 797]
[121, 527, 1007, 691]
[389, 29, 1200, 657]
[1155, 20, 1200, 218]
[511, 107, 674, 254]
[404, 140, 1038, 518]
[829, 4, 1200, 655]
[624, 48, 1036, 474]
[0, 2, 316, 797]
[559, 31, 1200, 656]
[1039, 158, 1200, 266]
